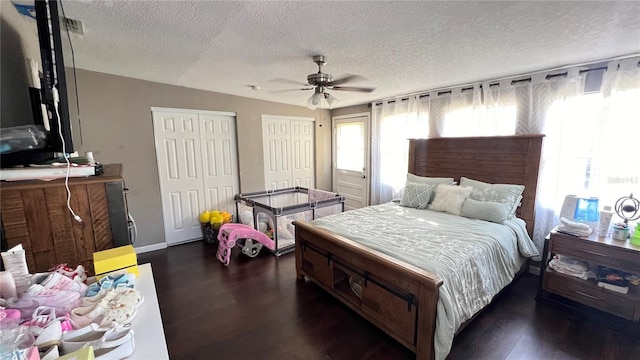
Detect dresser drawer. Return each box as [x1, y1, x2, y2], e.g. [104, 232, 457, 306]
[544, 271, 638, 320]
[550, 235, 640, 273]
[301, 244, 333, 287]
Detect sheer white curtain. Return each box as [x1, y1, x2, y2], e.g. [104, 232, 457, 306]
[370, 96, 429, 204]
[369, 56, 640, 254]
[533, 58, 640, 253]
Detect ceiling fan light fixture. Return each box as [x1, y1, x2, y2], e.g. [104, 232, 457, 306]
[325, 93, 339, 109]
[307, 91, 323, 110]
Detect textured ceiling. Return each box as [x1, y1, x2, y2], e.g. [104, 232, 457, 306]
[53, 1, 640, 108]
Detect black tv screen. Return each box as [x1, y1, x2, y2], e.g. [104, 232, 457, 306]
[36, 0, 75, 153]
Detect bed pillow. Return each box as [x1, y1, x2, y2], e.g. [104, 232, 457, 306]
[406, 173, 455, 186]
[461, 198, 511, 223]
[429, 184, 473, 215]
[400, 182, 435, 209]
[460, 177, 525, 216]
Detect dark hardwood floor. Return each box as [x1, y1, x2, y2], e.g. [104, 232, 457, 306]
[138, 242, 640, 360]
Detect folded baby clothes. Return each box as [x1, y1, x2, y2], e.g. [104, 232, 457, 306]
[557, 217, 593, 237]
[548, 255, 590, 280]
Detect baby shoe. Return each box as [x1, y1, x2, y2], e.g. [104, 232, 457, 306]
[21, 306, 58, 336]
[32, 272, 88, 295]
[86, 273, 135, 298]
[61, 323, 131, 355]
[39, 345, 59, 360]
[70, 290, 140, 329]
[7, 284, 82, 320]
[50, 264, 87, 284]
[82, 286, 143, 309]
[34, 319, 62, 349]
[94, 328, 135, 360]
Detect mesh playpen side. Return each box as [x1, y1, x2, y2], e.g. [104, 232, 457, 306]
[235, 187, 345, 255]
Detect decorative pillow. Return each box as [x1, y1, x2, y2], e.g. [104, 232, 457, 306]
[461, 198, 511, 223]
[400, 182, 435, 209]
[429, 184, 473, 215]
[460, 177, 525, 216]
[406, 173, 455, 186]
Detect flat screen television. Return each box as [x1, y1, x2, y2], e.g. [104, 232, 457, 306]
[1, 0, 78, 167]
[36, 0, 75, 153]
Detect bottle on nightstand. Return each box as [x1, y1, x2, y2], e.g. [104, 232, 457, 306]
[599, 206, 614, 237]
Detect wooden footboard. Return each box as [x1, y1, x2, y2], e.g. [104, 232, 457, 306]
[294, 221, 443, 360]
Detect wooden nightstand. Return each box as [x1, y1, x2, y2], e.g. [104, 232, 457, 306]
[538, 230, 640, 330]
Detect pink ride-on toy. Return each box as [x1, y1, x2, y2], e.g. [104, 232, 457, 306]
[216, 223, 275, 266]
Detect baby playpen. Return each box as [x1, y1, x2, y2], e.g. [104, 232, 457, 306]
[235, 187, 345, 255]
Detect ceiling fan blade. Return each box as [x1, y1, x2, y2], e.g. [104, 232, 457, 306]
[331, 86, 375, 93]
[329, 75, 364, 86]
[269, 78, 309, 86]
[268, 88, 314, 93]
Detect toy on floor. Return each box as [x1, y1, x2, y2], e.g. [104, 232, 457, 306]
[216, 223, 275, 266]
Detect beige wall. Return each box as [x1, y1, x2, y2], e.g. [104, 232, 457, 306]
[331, 104, 371, 118]
[74, 69, 331, 248]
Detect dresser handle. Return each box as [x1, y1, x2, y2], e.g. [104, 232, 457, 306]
[579, 249, 609, 257]
[574, 291, 601, 300]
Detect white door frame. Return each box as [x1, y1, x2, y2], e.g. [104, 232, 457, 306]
[332, 112, 370, 208]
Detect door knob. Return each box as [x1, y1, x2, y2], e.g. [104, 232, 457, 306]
[361, 175, 366, 179]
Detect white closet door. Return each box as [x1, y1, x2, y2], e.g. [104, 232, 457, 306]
[291, 120, 315, 188]
[262, 115, 315, 191]
[152, 112, 204, 245]
[153, 108, 239, 246]
[200, 114, 239, 216]
[262, 118, 293, 191]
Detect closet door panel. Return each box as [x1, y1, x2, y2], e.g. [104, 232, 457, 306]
[200, 114, 239, 217]
[262, 118, 293, 191]
[153, 112, 204, 245]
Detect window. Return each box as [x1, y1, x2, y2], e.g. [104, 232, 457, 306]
[541, 88, 640, 212]
[379, 112, 428, 193]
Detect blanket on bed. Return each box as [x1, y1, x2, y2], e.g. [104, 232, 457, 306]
[311, 202, 539, 360]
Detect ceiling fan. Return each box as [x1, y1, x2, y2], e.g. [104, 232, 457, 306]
[274, 55, 375, 109]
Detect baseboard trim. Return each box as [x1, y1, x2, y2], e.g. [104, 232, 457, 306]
[134, 242, 168, 254]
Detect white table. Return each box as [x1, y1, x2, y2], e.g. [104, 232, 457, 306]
[129, 263, 169, 359]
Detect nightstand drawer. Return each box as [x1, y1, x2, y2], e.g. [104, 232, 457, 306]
[544, 271, 638, 320]
[550, 235, 640, 273]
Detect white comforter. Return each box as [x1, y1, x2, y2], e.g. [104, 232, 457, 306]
[311, 202, 539, 360]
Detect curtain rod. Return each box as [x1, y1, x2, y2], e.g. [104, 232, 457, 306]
[371, 53, 640, 105]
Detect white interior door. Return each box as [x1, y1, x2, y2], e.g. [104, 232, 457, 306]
[262, 117, 292, 191]
[291, 120, 314, 188]
[153, 111, 204, 245]
[262, 115, 315, 191]
[153, 108, 239, 246]
[333, 113, 370, 210]
[200, 114, 239, 216]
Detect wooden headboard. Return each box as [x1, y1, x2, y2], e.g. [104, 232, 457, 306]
[407, 135, 544, 237]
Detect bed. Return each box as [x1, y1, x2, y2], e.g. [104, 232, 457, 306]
[293, 135, 544, 360]
[235, 187, 344, 255]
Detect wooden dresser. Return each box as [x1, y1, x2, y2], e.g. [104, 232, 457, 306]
[540, 230, 640, 325]
[1, 164, 129, 274]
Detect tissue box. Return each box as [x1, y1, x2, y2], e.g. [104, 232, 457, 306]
[93, 245, 138, 279]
